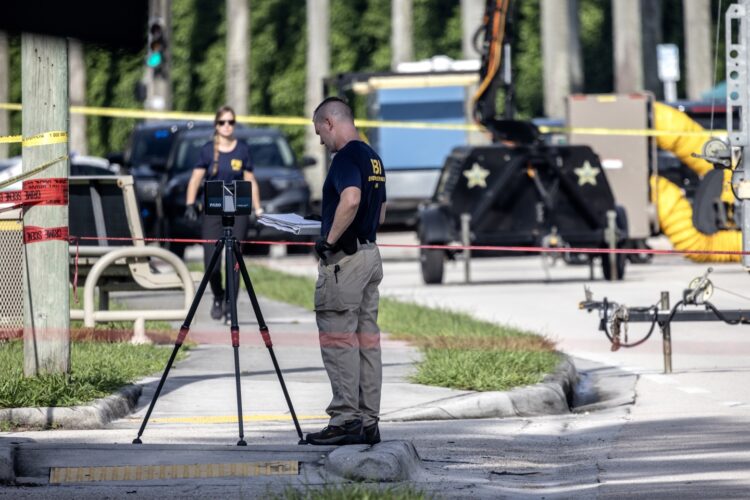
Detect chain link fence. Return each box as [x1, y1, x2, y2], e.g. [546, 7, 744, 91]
[0, 211, 23, 340]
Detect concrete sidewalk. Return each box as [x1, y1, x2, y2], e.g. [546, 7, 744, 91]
[112, 286, 574, 429]
[0, 276, 575, 487]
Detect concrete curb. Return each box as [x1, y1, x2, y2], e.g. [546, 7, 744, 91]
[382, 355, 577, 421]
[0, 384, 141, 430]
[324, 441, 422, 482]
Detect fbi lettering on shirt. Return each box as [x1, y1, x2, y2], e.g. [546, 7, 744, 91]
[368, 159, 385, 187]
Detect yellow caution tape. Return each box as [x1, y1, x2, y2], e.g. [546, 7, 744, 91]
[0, 155, 68, 190]
[22, 130, 68, 147]
[0, 102, 729, 137]
[0, 130, 69, 146]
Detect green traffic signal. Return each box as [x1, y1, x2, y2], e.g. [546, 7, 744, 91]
[147, 51, 163, 68]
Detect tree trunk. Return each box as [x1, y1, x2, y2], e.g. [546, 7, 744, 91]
[683, 0, 712, 101]
[22, 34, 70, 376]
[226, 0, 249, 115]
[305, 0, 330, 201]
[461, 0, 484, 60]
[612, 0, 643, 93]
[391, 0, 413, 70]
[541, 0, 583, 119]
[0, 31, 9, 159]
[68, 38, 87, 155]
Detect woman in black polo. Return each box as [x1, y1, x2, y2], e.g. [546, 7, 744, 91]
[184, 105, 263, 321]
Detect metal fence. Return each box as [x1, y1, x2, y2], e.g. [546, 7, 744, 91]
[0, 210, 23, 340]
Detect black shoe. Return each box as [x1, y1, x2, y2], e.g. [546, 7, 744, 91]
[306, 420, 364, 446]
[210, 298, 224, 320]
[363, 423, 380, 445]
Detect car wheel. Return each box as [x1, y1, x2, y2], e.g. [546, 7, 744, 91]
[420, 248, 445, 284]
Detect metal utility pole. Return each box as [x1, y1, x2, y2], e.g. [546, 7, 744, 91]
[726, 2, 750, 269]
[391, 0, 413, 70]
[541, 0, 583, 119]
[68, 39, 87, 155]
[641, 0, 664, 99]
[145, 0, 171, 111]
[613, 0, 644, 93]
[304, 0, 330, 201]
[0, 31, 9, 160]
[22, 34, 70, 376]
[684, 0, 712, 101]
[461, 0, 484, 60]
[226, 0, 249, 115]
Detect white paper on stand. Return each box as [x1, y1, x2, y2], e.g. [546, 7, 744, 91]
[257, 213, 321, 236]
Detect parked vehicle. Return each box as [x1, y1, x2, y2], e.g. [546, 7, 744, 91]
[160, 127, 314, 257]
[107, 120, 212, 237]
[0, 154, 120, 210]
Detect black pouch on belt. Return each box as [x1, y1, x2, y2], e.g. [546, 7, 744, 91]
[338, 229, 358, 255]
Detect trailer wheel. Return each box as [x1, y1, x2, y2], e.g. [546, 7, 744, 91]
[601, 252, 626, 281]
[420, 248, 445, 284]
[602, 206, 628, 280]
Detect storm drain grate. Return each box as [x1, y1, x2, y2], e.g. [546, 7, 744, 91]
[49, 460, 299, 483]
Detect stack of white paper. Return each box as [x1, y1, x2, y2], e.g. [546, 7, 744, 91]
[258, 213, 321, 236]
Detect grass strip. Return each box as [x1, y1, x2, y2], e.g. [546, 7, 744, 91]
[245, 263, 559, 392]
[69, 288, 173, 333]
[0, 340, 187, 408]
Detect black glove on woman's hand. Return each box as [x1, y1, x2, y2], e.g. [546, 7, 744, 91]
[184, 203, 199, 222]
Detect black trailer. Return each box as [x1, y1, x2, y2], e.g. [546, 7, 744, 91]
[417, 0, 628, 284]
[417, 123, 627, 284]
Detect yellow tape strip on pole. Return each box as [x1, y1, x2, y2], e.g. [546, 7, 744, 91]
[21, 130, 68, 147]
[0, 155, 69, 190]
[0, 102, 729, 137]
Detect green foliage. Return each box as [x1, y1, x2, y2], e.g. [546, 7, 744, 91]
[513, 1, 543, 119]
[413, 0, 462, 60]
[4, 1, 723, 159]
[0, 340, 187, 408]
[579, 0, 613, 94]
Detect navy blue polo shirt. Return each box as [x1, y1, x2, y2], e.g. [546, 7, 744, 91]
[195, 140, 253, 182]
[321, 140, 387, 243]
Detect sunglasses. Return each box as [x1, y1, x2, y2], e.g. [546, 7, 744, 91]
[216, 119, 236, 126]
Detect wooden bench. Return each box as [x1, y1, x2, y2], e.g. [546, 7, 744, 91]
[68, 176, 196, 342]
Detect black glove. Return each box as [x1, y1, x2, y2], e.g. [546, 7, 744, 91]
[184, 203, 199, 222]
[314, 237, 335, 261]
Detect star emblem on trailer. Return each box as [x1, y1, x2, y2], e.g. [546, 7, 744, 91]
[574, 161, 600, 186]
[463, 163, 490, 189]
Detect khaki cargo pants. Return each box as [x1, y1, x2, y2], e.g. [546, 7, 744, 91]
[315, 242, 383, 427]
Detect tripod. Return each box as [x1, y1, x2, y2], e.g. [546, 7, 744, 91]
[133, 215, 305, 446]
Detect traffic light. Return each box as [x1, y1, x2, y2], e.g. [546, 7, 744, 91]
[146, 20, 167, 72]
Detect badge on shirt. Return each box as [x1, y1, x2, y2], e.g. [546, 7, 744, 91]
[231, 159, 242, 171]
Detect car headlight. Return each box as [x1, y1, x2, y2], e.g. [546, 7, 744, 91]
[270, 177, 307, 190]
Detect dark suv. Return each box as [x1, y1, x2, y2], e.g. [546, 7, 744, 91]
[161, 127, 313, 257]
[108, 120, 212, 237]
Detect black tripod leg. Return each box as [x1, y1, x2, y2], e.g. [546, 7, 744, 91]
[133, 239, 224, 444]
[227, 237, 247, 446]
[234, 242, 306, 444]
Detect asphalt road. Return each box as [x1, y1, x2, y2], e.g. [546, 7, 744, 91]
[2, 234, 750, 498]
